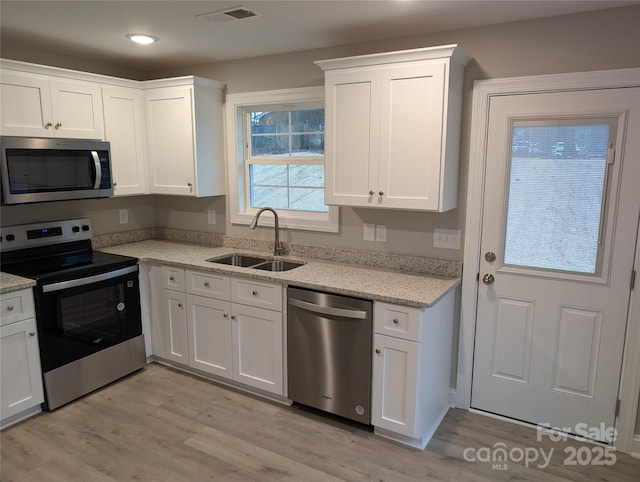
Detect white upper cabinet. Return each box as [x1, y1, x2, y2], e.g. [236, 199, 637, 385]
[0, 70, 104, 139]
[102, 86, 147, 196]
[144, 77, 226, 197]
[316, 45, 470, 212]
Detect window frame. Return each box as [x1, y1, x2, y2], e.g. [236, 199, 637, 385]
[226, 87, 338, 233]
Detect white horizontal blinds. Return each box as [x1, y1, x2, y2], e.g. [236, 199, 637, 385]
[245, 106, 327, 212]
[503, 119, 614, 275]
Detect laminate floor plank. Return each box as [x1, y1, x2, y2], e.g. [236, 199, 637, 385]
[3, 363, 640, 482]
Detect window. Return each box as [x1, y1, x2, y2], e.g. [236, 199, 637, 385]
[226, 87, 338, 232]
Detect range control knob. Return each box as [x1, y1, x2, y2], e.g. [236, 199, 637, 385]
[5, 234, 15, 242]
[81, 225, 90, 232]
[72, 226, 80, 233]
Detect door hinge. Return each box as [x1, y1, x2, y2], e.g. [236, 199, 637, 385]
[476, 272, 480, 282]
[606, 142, 616, 165]
[615, 398, 621, 417]
[632, 269, 636, 290]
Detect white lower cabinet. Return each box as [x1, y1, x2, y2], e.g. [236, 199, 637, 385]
[371, 290, 456, 449]
[150, 265, 284, 396]
[1, 289, 44, 428]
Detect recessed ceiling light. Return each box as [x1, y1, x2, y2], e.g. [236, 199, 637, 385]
[126, 34, 158, 45]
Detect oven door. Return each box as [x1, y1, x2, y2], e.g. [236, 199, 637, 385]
[34, 265, 142, 373]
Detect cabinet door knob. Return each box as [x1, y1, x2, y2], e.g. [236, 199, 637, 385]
[178, 303, 183, 308]
[44, 122, 53, 129]
[223, 313, 229, 318]
[392, 318, 399, 325]
[231, 315, 236, 320]
[369, 190, 374, 196]
[29, 331, 36, 337]
[252, 290, 258, 296]
[169, 276, 175, 281]
[54, 122, 62, 129]
[375, 349, 381, 354]
[378, 191, 384, 197]
[6, 305, 14, 311]
[204, 281, 210, 287]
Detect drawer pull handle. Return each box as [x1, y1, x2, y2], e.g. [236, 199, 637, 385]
[29, 331, 36, 337]
[231, 315, 236, 320]
[178, 303, 183, 308]
[252, 290, 258, 296]
[375, 349, 381, 354]
[204, 282, 210, 287]
[7, 305, 14, 311]
[223, 313, 229, 318]
[393, 318, 399, 325]
[169, 276, 175, 281]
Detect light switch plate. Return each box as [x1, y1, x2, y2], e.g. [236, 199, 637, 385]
[363, 223, 375, 241]
[119, 209, 128, 224]
[375, 224, 387, 242]
[433, 228, 461, 249]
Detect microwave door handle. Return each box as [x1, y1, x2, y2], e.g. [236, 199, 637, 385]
[91, 151, 102, 189]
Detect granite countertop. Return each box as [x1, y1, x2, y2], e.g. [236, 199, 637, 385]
[100, 240, 460, 308]
[0, 272, 36, 294]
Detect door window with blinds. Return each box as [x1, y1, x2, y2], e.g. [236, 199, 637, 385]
[503, 119, 616, 276]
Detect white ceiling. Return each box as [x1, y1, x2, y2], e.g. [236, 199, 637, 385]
[1, 1, 637, 72]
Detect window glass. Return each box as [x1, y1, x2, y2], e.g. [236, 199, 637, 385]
[504, 121, 612, 274]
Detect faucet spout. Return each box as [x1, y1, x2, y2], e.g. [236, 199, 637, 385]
[249, 207, 284, 256]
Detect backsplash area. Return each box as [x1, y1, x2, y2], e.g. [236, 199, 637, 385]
[92, 227, 462, 279]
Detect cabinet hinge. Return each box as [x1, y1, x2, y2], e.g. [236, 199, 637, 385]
[632, 269, 636, 290]
[606, 142, 616, 165]
[615, 399, 621, 418]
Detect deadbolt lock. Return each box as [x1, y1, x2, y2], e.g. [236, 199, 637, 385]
[485, 251, 497, 263]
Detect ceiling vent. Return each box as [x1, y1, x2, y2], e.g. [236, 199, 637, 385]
[195, 6, 259, 23]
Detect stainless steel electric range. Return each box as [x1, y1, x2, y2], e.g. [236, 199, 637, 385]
[1, 218, 146, 410]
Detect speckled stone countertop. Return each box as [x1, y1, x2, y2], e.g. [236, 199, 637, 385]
[100, 240, 460, 308]
[0, 272, 36, 294]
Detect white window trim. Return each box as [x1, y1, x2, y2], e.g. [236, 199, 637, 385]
[226, 86, 338, 233]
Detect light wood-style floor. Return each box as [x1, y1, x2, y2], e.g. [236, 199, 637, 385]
[2, 363, 639, 481]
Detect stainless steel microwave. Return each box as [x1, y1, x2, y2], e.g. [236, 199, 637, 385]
[0, 136, 113, 205]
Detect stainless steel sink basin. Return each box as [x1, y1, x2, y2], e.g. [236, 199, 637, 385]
[252, 260, 305, 272]
[206, 254, 269, 267]
[206, 254, 304, 272]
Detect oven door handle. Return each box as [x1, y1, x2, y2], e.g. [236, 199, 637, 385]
[42, 265, 138, 293]
[91, 150, 102, 189]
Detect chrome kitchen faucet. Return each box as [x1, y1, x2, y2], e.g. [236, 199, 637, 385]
[249, 207, 284, 256]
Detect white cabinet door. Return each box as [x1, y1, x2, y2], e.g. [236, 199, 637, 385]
[232, 303, 283, 395]
[378, 62, 446, 210]
[186, 294, 233, 379]
[0, 71, 104, 139]
[160, 289, 188, 364]
[324, 69, 380, 207]
[1, 319, 44, 422]
[145, 86, 196, 196]
[103, 86, 147, 195]
[0, 71, 53, 137]
[49, 79, 104, 139]
[372, 333, 420, 437]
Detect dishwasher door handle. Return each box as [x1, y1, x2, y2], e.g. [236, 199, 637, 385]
[288, 297, 368, 319]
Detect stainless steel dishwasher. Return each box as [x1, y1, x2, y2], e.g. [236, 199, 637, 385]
[287, 286, 372, 424]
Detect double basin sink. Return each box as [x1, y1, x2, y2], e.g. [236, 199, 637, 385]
[206, 254, 304, 272]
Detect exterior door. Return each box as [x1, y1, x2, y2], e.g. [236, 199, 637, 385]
[471, 87, 640, 443]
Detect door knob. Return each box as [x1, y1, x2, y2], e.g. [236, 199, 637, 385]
[482, 273, 495, 285]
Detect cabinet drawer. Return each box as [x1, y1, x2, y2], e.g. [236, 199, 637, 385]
[374, 302, 423, 341]
[1, 289, 35, 326]
[231, 278, 282, 312]
[161, 266, 186, 291]
[186, 270, 230, 300]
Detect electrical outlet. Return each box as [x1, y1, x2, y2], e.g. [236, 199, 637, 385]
[375, 224, 387, 242]
[433, 228, 461, 249]
[119, 208, 128, 224]
[207, 210, 216, 225]
[363, 223, 375, 241]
